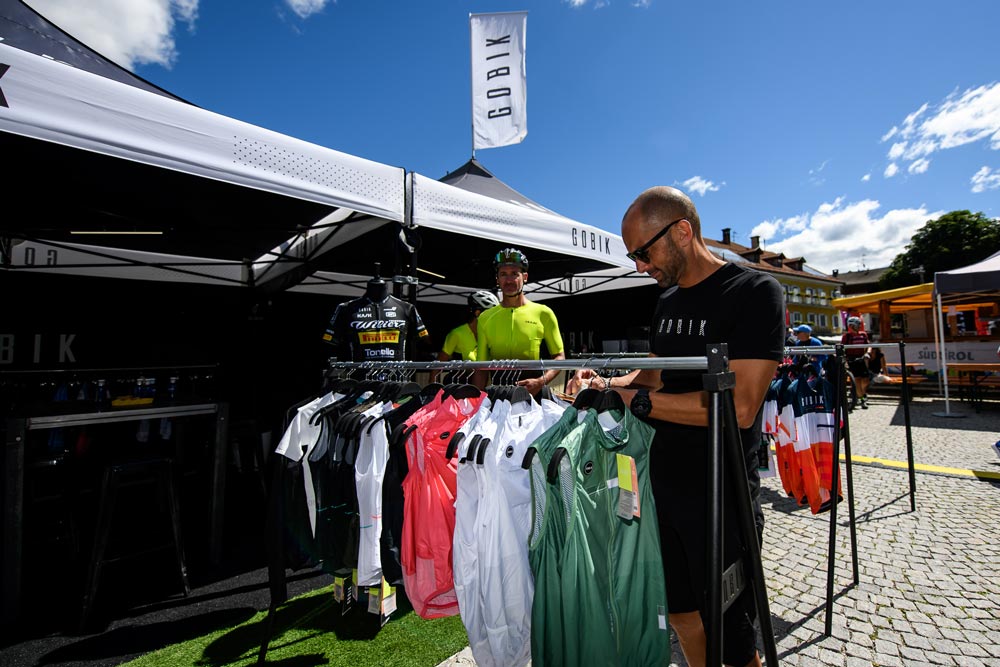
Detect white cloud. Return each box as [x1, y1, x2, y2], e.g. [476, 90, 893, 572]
[887, 142, 907, 160]
[908, 158, 930, 175]
[679, 176, 723, 197]
[756, 198, 944, 273]
[25, 0, 198, 70]
[286, 0, 332, 19]
[971, 166, 1000, 193]
[880, 82, 1000, 173]
[861, 173, 871, 182]
[884, 162, 899, 178]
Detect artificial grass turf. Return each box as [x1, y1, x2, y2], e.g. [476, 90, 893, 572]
[121, 584, 469, 667]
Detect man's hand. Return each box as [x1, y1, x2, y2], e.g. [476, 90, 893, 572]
[517, 376, 548, 396]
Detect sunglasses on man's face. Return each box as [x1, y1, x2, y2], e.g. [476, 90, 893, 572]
[625, 218, 686, 263]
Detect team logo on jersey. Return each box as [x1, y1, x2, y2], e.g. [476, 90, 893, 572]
[583, 461, 594, 475]
[505, 445, 514, 458]
[351, 319, 407, 330]
[359, 330, 401, 345]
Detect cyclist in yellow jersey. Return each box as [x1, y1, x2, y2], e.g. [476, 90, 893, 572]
[431, 290, 499, 381]
[474, 248, 565, 397]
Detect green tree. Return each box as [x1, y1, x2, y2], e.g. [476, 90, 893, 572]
[879, 210, 1000, 289]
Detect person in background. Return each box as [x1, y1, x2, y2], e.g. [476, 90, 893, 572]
[791, 324, 827, 371]
[868, 346, 887, 378]
[431, 290, 499, 381]
[577, 186, 783, 667]
[474, 247, 565, 398]
[841, 316, 873, 409]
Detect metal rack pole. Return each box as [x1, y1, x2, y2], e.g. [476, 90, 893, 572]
[898, 341, 917, 511]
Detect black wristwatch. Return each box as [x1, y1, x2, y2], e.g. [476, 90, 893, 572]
[630, 389, 652, 418]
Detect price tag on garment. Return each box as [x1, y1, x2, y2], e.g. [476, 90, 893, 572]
[381, 579, 397, 615]
[367, 585, 382, 614]
[616, 454, 634, 492]
[616, 454, 636, 520]
[333, 576, 346, 602]
[630, 456, 641, 518]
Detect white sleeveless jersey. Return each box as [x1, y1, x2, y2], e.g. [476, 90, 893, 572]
[354, 401, 393, 586]
[452, 401, 499, 667]
[274, 392, 340, 536]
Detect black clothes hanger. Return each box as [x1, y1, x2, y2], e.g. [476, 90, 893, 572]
[475, 437, 491, 465]
[547, 447, 567, 483]
[420, 382, 444, 401]
[448, 384, 484, 400]
[509, 386, 533, 404]
[572, 387, 601, 410]
[461, 434, 483, 464]
[521, 446, 538, 470]
[595, 388, 626, 414]
[446, 432, 466, 460]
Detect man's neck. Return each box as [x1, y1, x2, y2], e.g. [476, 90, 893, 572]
[677, 244, 727, 288]
[501, 293, 527, 308]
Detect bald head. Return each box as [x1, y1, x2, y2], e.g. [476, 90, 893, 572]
[623, 186, 702, 237]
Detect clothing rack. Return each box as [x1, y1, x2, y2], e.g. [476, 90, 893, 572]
[318, 345, 779, 667]
[783, 341, 917, 636]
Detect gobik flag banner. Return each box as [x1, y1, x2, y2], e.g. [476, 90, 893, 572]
[470, 11, 527, 150]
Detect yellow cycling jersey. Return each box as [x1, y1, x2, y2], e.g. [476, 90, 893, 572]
[476, 301, 564, 361]
[441, 323, 478, 361]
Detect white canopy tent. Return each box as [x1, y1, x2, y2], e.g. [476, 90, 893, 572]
[932, 249, 1000, 415]
[2, 0, 642, 307]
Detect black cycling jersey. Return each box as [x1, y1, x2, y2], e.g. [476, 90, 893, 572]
[322, 295, 429, 361]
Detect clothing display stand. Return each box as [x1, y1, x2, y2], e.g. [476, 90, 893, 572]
[839, 341, 917, 510]
[785, 344, 860, 635]
[258, 347, 780, 666]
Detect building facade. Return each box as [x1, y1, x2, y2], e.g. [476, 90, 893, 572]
[711, 229, 845, 335]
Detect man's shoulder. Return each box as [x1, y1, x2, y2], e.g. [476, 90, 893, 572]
[525, 300, 557, 316]
[725, 262, 782, 289]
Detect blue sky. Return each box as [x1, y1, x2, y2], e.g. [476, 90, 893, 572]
[26, 0, 1000, 274]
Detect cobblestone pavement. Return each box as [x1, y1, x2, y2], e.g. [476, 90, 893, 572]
[438, 398, 1000, 667]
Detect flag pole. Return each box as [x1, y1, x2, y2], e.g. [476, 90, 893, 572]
[469, 12, 475, 159]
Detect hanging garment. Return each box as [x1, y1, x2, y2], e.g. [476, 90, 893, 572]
[354, 401, 393, 586]
[381, 388, 445, 585]
[526, 406, 587, 667]
[788, 376, 843, 514]
[453, 400, 499, 667]
[542, 407, 670, 667]
[401, 391, 484, 618]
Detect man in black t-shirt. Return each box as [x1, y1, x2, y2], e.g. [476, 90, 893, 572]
[583, 186, 784, 667]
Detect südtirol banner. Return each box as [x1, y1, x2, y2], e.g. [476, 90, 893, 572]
[470, 11, 527, 151]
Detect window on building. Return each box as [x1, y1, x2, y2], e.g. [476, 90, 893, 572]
[807, 313, 816, 324]
[819, 314, 827, 327]
[792, 311, 802, 323]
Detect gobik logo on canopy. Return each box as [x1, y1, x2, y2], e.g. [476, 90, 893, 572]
[0, 63, 9, 107]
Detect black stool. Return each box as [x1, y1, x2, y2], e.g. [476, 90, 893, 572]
[78, 457, 191, 631]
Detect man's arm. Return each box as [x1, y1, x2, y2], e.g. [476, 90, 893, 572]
[516, 351, 566, 396]
[613, 358, 777, 429]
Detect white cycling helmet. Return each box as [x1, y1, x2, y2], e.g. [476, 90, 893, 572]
[468, 289, 499, 311]
[847, 316, 862, 328]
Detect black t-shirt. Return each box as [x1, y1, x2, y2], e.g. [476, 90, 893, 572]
[322, 295, 429, 362]
[647, 262, 785, 530]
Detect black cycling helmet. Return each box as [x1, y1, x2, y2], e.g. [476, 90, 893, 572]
[493, 247, 528, 272]
[468, 289, 499, 311]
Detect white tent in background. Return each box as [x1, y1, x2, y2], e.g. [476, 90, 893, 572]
[932, 249, 1000, 416]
